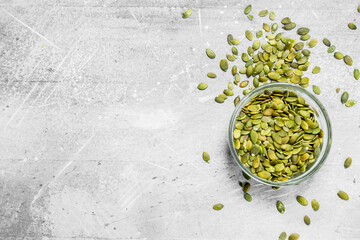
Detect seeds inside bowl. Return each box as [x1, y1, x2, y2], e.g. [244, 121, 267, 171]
[232, 89, 323, 182]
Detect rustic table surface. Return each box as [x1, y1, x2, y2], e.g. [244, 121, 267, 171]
[0, 0, 359, 239]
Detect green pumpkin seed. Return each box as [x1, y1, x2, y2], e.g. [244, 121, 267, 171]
[313, 85, 321, 95]
[297, 27, 310, 35]
[253, 40, 261, 50]
[323, 38, 331, 46]
[247, 14, 254, 21]
[311, 199, 320, 211]
[308, 38, 318, 48]
[244, 192, 252, 202]
[294, 42, 304, 51]
[344, 55, 353, 66]
[336, 88, 340, 93]
[228, 82, 234, 90]
[269, 11, 276, 20]
[344, 157, 352, 168]
[334, 52, 344, 59]
[232, 66, 238, 76]
[345, 100, 357, 107]
[220, 59, 228, 71]
[227, 34, 234, 45]
[348, 22, 357, 30]
[283, 22, 296, 30]
[215, 96, 225, 103]
[243, 171, 251, 180]
[289, 233, 300, 240]
[271, 23, 278, 33]
[202, 152, 210, 162]
[206, 48, 216, 59]
[263, 23, 271, 32]
[312, 66, 321, 74]
[182, 9, 192, 18]
[231, 39, 240, 45]
[234, 96, 240, 106]
[243, 182, 251, 192]
[354, 68, 360, 80]
[304, 215, 311, 225]
[276, 200, 285, 214]
[296, 196, 308, 206]
[328, 45, 336, 53]
[245, 30, 253, 41]
[213, 203, 224, 210]
[256, 30, 263, 38]
[244, 4, 252, 14]
[281, 17, 291, 24]
[207, 72, 216, 78]
[279, 232, 287, 240]
[242, 53, 250, 62]
[240, 81, 249, 88]
[258, 9, 269, 17]
[226, 54, 236, 61]
[341, 92, 349, 104]
[197, 83, 208, 90]
[223, 89, 234, 96]
[232, 46, 238, 55]
[337, 190, 349, 200]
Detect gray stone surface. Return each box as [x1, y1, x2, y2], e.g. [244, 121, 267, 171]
[0, 0, 359, 239]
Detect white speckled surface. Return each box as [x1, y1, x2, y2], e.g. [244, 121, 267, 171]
[0, 0, 359, 239]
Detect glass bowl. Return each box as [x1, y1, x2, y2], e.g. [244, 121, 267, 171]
[228, 83, 332, 187]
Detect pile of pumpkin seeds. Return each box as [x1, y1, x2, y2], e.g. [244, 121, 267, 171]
[233, 89, 323, 182]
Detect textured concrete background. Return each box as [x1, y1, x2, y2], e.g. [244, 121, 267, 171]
[0, 0, 359, 239]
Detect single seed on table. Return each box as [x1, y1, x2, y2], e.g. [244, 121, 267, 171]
[313, 85, 321, 95]
[232, 66, 238, 76]
[258, 9, 269, 17]
[334, 52, 344, 59]
[304, 215, 311, 225]
[226, 54, 236, 61]
[328, 45, 336, 53]
[337, 190, 349, 200]
[213, 203, 224, 210]
[283, 22, 296, 30]
[242, 53, 249, 62]
[202, 152, 210, 162]
[240, 81, 249, 88]
[278, 232, 287, 240]
[243, 171, 251, 180]
[244, 192, 252, 202]
[223, 89, 234, 96]
[214, 96, 225, 103]
[311, 199, 320, 211]
[243, 182, 250, 192]
[256, 30, 263, 38]
[238, 181, 244, 188]
[234, 73, 241, 83]
[271, 23, 278, 33]
[263, 23, 271, 32]
[206, 48, 215, 59]
[341, 92, 349, 104]
[220, 59, 228, 71]
[231, 39, 240, 45]
[207, 72, 216, 78]
[308, 38, 318, 48]
[245, 30, 253, 41]
[234, 96, 240, 106]
[227, 34, 234, 45]
[296, 196, 308, 206]
[228, 82, 234, 90]
[345, 100, 357, 107]
[297, 27, 310, 35]
[344, 55, 353, 66]
[336, 88, 340, 93]
[289, 233, 300, 240]
[269, 11, 275, 20]
[323, 38, 331, 46]
[247, 14, 254, 21]
[253, 40, 261, 50]
[276, 200, 285, 214]
[354, 68, 360, 80]
[300, 34, 310, 41]
[244, 4, 252, 14]
[281, 17, 291, 24]
[312, 66, 321, 74]
[348, 23, 357, 30]
[232, 46, 238, 55]
[197, 83, 208, 90]
[344, 157, 352, 168]
[182, 9, 192, 18]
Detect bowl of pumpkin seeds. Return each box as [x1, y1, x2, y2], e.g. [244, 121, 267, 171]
[228, 83, 331, 186]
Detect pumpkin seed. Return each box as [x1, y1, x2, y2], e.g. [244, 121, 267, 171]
[279, 232, 287, 240]
[328, 45, 336, 53]
[243, 171, 251, 180]
[271, 23, 278, 33]
[312, 66, 320, 74]
[334, 52, 344, 59]
[227, 34, 234, 45]
[276, 200, 285, 214]
[300, 34, 310, 41]
[341, 92, 349, 104]
[223, 89, 234, 96]
[220, 59, 228, 71]
[311, 199, 320, 211]
[232, 46, 238, 55]
[297, 27, 309, 35]
[269, 11, 276, 20]
[258, 9, 269, 17]
[289, 233, 300, 240]
[345, 100, 357, 107]
[206, 48, 216, 59]
[256, 30, 263, 38]
[182, 9, 192, 18]
[202, 152, 210, 162]
[244, 4, 252, 14]
[336, 88, 340, 93]
[263, 23, 271, 32]
[283, 22, 296, 30]
[226, 54, 236, 61]
[296, 195, 308, 206]
[243, 182, 251, 192]
[215, 96, 225, 103]
[231, 39, 240, 45]
[234, 96, 240, 106]
[337, 190, 349, 200]
[323, 38, 331, 46]
[245, 30, 253, 41]
[354, 68, 360, 80]
[197, 83, 208, 90]
[344, 157, 352, 168]
[240, 81, 249, 88]
[308, 38, 318, 48]
[304, 215, 311, 225]
[213, 203, 224, 210]
[344, 55, 353, 66]
[313, 85, 321, 95]
[281, 17, 291, 24]
[247, 14, 254, 21]
[244, 192, 252, 202]
[253, 40, 261, 50]
[207, 72, 217, 78]
[348, 23, 357, 30]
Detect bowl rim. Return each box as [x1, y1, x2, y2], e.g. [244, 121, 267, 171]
[228, 83, 332, 187]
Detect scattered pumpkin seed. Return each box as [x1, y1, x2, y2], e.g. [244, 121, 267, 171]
[226, 54, 236, 61]
[232, 46, 238, 55]
[220, 59, 229, 71]
[281, 17, 291, 24]
[271, 23, 278, 33]
[323, 38, 331, 46]
[297, 27, 310, 35]
[289, 233, 300, 240]
[304, 215, 311, 225]
[308, 38, 318, 48]
[182, 9, 192, 18]
[215, 96, 225, 103]
[337, 190, 349, 200]
[256, 30, 263, 38]
[328, 45, 336, 53]
[279, 232, 287, 240]
[334, 52, 344, 59]
[206, 48, 216, 59]
[202, 152, 210, 162]
[258, 9, 269, 17]
[313, 85, 321, 95]
[244, 192, 252, 202]
[348, 23, 357, 30]
[312, 66, 320, 74]
[269, 11, 276, 20]
[345, 100, 356, 107]
[244, 4, 252, 15]
[300, 34, 310, 41]
[247, 14, 254, 21]
[243, 182, 251, 192]
[240, 80, 249, 88]
[354, 68, 360, 80]
[223, 89, 234, 96]
[283, 22, 296, 30]
[311, 199, 320, 211]
[263, 23, 271, 32]
[207, 72, 217, 78]
[336, 88, 340, 93]
[227, 34, 234, 45]
[296, 196, 308, 206]
[234, 96, 240, 106]
[213, 203, 224, 210]
[245, 30, 253, 41]
[231, 39, 241, 45]
[344, 55, 353, 66]
[344, 157, 352, 168]
[238, 181, 244, 187]
[197, 83, 208, 90]
[341, 92, 349, 104]
[243, 171, 251, 180]
[276, 200, 285, 214]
